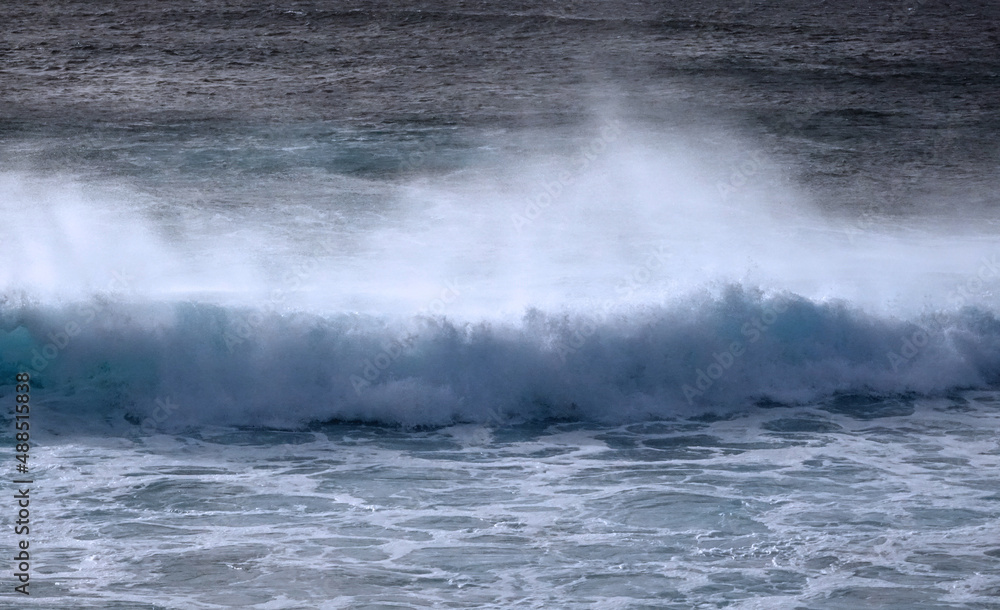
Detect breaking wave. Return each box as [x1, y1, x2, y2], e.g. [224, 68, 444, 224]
[3, 285, 999, 430]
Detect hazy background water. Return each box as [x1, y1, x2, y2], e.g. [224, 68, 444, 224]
[2, 0, 997, 211]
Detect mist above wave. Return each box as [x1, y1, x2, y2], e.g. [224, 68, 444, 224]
[2, 121, 997, 319]
[2, 120, 999, 429]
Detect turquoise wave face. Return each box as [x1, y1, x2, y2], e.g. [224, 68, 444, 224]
[3, 286, 998, 432]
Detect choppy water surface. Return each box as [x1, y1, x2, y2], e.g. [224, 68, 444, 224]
[21, 393, 999, 609]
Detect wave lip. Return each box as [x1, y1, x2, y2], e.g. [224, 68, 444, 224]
[2, 285, 998, 431]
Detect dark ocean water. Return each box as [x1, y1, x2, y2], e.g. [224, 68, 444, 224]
[2, 1, 1000, 607]
[3, 0, 998, 203]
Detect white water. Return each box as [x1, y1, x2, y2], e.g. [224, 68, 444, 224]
[3, 124, 997, 317]
[2, 124, 999, 429]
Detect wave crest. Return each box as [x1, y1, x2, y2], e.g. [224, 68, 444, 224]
[2, 285, 998, 430]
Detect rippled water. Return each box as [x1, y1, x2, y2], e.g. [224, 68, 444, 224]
[22, 392, 999, 608]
